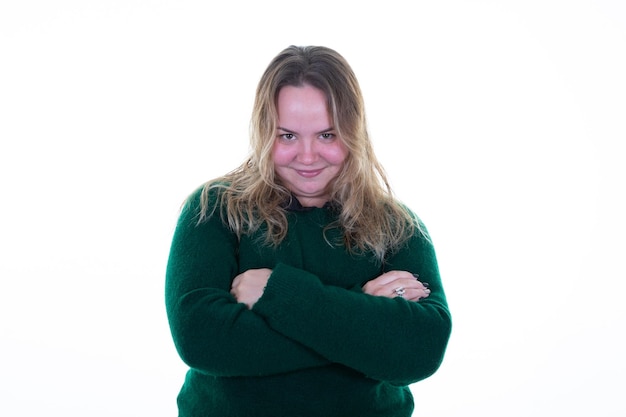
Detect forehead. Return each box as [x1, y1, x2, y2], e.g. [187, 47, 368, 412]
[277, 84, 328, 105]
[276, 85, 332, 126]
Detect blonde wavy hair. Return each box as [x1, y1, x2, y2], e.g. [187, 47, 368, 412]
[199, 45, 419, 262]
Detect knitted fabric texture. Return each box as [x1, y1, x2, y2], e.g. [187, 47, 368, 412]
[165, 187, 451, 417]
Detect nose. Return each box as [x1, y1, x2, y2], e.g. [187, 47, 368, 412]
[296, 138, 318, 165]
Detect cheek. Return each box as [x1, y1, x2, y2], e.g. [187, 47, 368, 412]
[327, 143, 349, 166]
[272, 144, 293, 166]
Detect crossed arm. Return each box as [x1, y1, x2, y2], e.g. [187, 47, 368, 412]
[232, 268, 431, 309]
[166, 193, 451, 385]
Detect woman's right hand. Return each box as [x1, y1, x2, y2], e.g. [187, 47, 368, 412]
[362, 270, 430, 302]
[230, 268, 273, 309]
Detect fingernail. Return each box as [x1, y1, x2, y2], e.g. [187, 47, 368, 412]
[412, 273, 420, 279]
[423, 282, 430, 288]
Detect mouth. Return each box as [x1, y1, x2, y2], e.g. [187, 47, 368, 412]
[295, 169, 324, 178]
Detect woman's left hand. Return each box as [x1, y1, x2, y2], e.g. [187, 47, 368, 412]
[230, 268, 273, 309]
[362, 270, 430, 302]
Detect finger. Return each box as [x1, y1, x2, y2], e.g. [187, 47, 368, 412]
[369, 279, 415, 297]
[390, 277, 428, 291]
[412, 273, 431, 288]
[390, 285, 431, 301]
[372, 270, 416, 286]
[391, 285, 407, 298]
[363, 273, 430, 298]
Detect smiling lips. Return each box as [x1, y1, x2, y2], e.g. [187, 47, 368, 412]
[295, 169, 324, 178]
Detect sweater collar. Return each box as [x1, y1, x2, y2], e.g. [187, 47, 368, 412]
[283, 195, 337, 212]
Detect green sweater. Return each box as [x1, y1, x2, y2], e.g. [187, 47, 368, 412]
[165, 187, 451, 417]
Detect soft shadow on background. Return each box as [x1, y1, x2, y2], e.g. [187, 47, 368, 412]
[1, 1, 624, 416]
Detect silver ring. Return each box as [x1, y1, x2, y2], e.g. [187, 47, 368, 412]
[394, 286, 406, 297]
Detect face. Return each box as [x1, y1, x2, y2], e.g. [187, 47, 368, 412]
[273, 84, 349, 208]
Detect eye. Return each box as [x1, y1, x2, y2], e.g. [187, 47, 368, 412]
[279, 133, 296, 141]
[319, 133, 336, 141]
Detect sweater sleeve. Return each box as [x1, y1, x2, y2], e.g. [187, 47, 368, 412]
[165, 188, 329, 377]
[252, 221, 451, 386]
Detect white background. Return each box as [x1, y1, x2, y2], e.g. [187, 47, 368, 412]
[1, 1, 624, 416]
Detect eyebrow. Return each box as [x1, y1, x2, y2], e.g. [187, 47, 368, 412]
[277, 126, 336, 135]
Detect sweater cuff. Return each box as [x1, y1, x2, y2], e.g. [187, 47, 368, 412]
[253, 263, 321, 322]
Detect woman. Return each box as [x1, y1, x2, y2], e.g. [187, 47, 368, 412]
[165, 45, 451, 417]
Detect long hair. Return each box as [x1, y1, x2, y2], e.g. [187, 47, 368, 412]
[199, 45, 418, 262]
